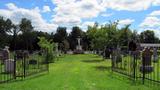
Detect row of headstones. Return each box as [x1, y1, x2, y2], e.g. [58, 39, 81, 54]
[0, 46, 42, 74]
[110, 47, 158, 74]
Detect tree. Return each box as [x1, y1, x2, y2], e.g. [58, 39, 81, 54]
[118, 24, 132, 47]
[19, 18, 33, 33]
[0, 16, 6, 34]
[68, 26, 83, 50]
[53, 26, 67, 42]
[38, 36, 56, 63]
[4, 19, 13, 33]
[19, 18, 34, 50]
[86, 21, 119, 50]
[9, 25, 20, 50]
[140, 30, 158, 43]
[0, 17, 13, 48]
[53, 26, 68, 51]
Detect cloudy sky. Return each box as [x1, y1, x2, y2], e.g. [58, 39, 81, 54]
[0, 0, 160, 36]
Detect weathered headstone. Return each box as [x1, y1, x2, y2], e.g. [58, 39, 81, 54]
[116, 48, 122, 63]
[153, 48, 158, 63]
[4, 59, 15, 73]
[140, 48, 153, 73]
[3, 46, 15, 73]
[3, 46, 10, 61]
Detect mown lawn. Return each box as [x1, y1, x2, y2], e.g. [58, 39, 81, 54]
[0, 54, 159, 90]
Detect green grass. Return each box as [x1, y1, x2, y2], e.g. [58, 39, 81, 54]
[0, 54, 159, 90]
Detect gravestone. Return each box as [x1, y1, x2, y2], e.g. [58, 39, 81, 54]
[3, 46, 15, 73]
[4, 59, 15, 73]
[140, 48, 153, 73]
[116, 48, 122, 63]
[0, 50, 3, 64]
[3, 46, 10, 61]
[104, 47, 111, 59]
[111, 48, 122, 63]
[153, 48, 158, 63]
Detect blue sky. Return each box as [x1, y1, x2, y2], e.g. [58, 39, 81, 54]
[0, 0, 160, 37]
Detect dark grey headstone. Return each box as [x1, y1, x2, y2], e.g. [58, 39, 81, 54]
[153, 48, 158, 63]
[140, 48, 153, 73]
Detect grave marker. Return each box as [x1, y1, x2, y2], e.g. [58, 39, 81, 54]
[140, 48, 153, 73]
[153, 48, 158, 63]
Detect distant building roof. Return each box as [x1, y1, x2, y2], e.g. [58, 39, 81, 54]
[140, 43, 160, 47]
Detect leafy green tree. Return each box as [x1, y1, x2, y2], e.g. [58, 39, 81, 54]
[140, 30, 159, 43]
[86, 22, 119, 50]
[38, 36, 56, 63]
[0, 17, 13, 48]
[19, 18, 34, 50]
[117, 24, 132, 47]
[9, 25, 20, 50]
[53, 26, 68, 52]
[53, 26, 67, 43]
[19, 18, 33, 33]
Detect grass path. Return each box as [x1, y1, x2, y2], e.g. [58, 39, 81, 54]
[0, 54, 158, 90]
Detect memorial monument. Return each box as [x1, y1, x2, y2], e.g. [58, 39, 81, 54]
[73, 36, 84, 54]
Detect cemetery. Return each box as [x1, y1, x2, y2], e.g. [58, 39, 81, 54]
[0, 23, 160, 90]
[1, 1, 160, 89]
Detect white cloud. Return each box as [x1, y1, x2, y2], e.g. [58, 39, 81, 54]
[140, 17, 160, 28]
[119, 19, 135, 25]
[140, 9, 160, 38]
[0, 3, 57, 32]
[42, 6, 51, 13]
[79, 21, 95, 31]
[52, 0, 105, 27]
[153, 0, 160, 6]
[149, 10, 160, 16]
[82, 21, 95, 27]
[6, 3, 18, 10]
[101, 13, 113, 17]
[2, 1, 160, 33]
[101, 0, 155, 11]
[51, 0, 160, 30]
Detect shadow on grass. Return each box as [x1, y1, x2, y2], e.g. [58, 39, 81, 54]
[81, 59, 104, 63]
[94, 66, 111, 71]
